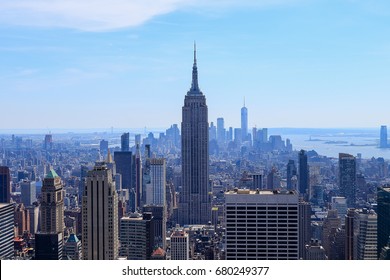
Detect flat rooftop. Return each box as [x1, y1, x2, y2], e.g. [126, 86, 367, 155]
[225, 189, 297, 195]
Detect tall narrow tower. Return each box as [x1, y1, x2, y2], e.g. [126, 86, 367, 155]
[298, 150, 309, 198]
[339, 153, 356, 208]
[0, 166, 11, 203]
[82, 162, 119, 260]
[380, 125, 388, 148]
[241, 98, 248, 142]
[35, 169, 64, 260]
[179, 44, 211, 225]
[40, 170, 64, 234]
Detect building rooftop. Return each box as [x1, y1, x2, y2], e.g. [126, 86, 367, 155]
[66, 233, 80, 243]
[225, 189, 297, 195]
[152, 247, 166, 256]
[45, 169, 59, 179]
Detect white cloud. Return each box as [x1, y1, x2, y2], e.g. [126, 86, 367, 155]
[0, 0, 300, 31]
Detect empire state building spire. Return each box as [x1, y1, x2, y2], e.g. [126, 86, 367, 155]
[189, 42, 202, 95]
[179, 45, 210, 225]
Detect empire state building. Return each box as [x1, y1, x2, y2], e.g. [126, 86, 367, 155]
[179, 45, 211, 225]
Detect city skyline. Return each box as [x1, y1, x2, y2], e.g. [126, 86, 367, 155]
[1, 1, 390, 129]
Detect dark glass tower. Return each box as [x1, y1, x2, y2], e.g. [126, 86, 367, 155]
[121, 132, 130, 152]
[298, 150, 309, 198]
[179, 44, 211, 225]
[339, 153, 356, 208]
[0, 166, 11, 203]
[377, 186, 390, 258]
[287, 160, 297, 191]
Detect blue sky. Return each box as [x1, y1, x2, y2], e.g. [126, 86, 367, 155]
[0, 0, 389, 131]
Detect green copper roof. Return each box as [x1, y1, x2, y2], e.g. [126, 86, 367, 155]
[46, 169, 59, 179]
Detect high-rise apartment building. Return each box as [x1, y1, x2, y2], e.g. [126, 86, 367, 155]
[380, 125, 388, 148]
[339, 153, 356, 208]
[119, 212, 154, 260]
[377, 186, 390, 258]
[298, 150, 309, 198]
[170, 229, 189, 260]
[0, 203, 15, 259]
[82, 162, 119, 260]
[179, 45, 211, 225]
[121, 132, 130, 152]
[0, 166, 11, 203]
[225, 189, 299, 260]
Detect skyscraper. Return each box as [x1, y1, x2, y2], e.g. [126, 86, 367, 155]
[322, 209, 341, 257]
[179, 44, 211, 225]
[298, 150, 309, 198]
[114, 151, 135, 210]
[119, 212, 154, 260]
[217, 117, 225, 145]
[35, 232, 64, 260]
[15, 203, 29, 236]
[377, 186, 390, 258]
[299, 201, 312, 259]
[82, 162, 119, 260]
[40, 170, 64, 234]
[345, 208, 377, 260]
[99, 139, 109, 155]
[36, 170, 64, 260]
[0, 203, 15, 259]
[134, 145, 143, 207]
[170, 229, 189, 260]
[225, 189, 299, 260]
[44, 134, 53, 150]
[114, 151, 133, 190]
[0, 166, 11, 203]
[380, 125, 388, 148]
[144, 158, 166, 205]
[121, 132, 130, 152]
[286, 160, 297, 191]
[339, 153, 356, 208]
[143, 205, 166, 249]
[241, 99, 248, 142]
[21, 180, 36, 206]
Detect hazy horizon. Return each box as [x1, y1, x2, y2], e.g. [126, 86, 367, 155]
[0, 126, 383, 135]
